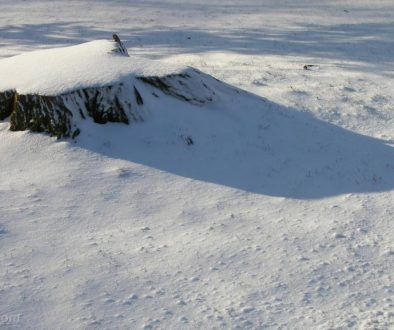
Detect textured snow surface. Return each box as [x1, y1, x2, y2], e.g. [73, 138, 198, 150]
[0, 40, 185, 95]
[1, 1, 394, 330]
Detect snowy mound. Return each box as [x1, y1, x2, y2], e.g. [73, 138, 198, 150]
[0, 38, 217, 138]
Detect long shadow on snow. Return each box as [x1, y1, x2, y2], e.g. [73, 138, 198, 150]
[1, 21, 394, 72]
[76, 84, 394, 200]
[128, 23, 394, 66]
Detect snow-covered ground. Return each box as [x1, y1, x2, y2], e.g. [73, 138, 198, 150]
[1, 1, 394, 329]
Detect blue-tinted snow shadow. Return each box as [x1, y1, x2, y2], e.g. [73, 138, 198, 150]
[0, 23, 110, 49]
[1, 21, 394, 73]
[128, 23, 394, 65]
[75, 88, 394, 200]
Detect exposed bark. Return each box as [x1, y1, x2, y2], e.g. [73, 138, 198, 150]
[7, 83, 142, 138]
[0, 69, 215, 139]
[10, 93, 73, 139]
[0, 90, 15, 120]
[76, 85, 130, 125]
[137, 70, 214, 105]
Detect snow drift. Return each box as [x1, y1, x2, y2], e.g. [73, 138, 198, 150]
[1, 36, 393, 199]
